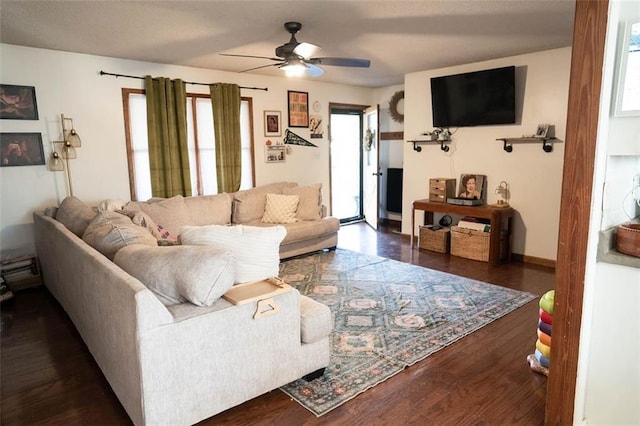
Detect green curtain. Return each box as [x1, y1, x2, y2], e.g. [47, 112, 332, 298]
[210, 83, 242, 193]
[144, 75, 191, 198]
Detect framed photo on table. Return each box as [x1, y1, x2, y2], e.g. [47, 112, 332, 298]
[0, 84, 39, 120]
[288, 90, 309, 127]
[264, 110, 282, 137]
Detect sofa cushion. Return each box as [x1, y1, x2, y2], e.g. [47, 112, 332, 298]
[299, 295, 333, 344]
[246, 216, 340, 245]
[232, 182, 297, 224]
[182, 193, 232, 226]
[82, 211, 157, 260]
[55, 196, 97, 237]
[179, 224, 286, 284]
[124, 195, 191, 239]
[283, 183, 322, 221]
[114, 244, 235, 306]
[261, 193, 299, 224]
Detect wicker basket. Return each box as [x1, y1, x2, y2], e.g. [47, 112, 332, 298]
[450, 225, 490, 262]
[419, 226, 450, 253]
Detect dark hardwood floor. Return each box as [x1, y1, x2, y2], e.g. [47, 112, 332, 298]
[1, 222, 554, 425]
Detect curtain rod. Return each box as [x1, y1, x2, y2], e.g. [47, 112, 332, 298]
[99, 70, 268, 91]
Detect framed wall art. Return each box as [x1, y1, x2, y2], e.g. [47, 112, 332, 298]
[0, 84, 39, 120]
[264, 110, 282, 137]
[265, 145, 286, 163]
[310, 114, 324, 139]
[288, 90, 309, 127]
[1, 133, 45, 167]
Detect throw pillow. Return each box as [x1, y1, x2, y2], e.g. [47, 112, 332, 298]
[232, 182, 297, 224]
[179, 224, 286, 284]
[82, 211, 157, 260]
[55, 196, 97, 237]
[123, 195, 191, 238]
[114, 244, 235, 306]
[261, 193, 299, 224]
[97, 198, 127, 212]
[283, 183, 322, 221]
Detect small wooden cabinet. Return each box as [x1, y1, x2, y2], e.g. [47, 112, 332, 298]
[429, 178, 456, 203]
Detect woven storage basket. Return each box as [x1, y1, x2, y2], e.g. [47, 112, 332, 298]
[450, 225, 490, 262]
[419, 226, 450, 253]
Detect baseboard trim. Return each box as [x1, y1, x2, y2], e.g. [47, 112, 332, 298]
[511, 253, 556, 269]
[380, 218, 401, 228]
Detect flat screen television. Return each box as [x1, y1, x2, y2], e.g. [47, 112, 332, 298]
[430, 65, 516, 128]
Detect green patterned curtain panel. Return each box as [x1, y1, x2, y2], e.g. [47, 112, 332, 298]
[210, 83, 242, 193]
[144, 76, 192, 198]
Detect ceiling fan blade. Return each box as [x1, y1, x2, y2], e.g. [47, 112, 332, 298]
[305, 63, 325, 77]
[307, 57, 371, 68]
[293, 42, 320, 59]
[239, 63, 282, 73]
[220, 53, 282, 61]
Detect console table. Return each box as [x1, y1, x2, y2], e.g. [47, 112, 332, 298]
[411, 199, 515, 265]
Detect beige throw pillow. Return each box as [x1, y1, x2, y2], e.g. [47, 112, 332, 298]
[55, 196, 97, 237]
[123, 195, 191, 239]
[114, 244, 235, 306]
[283, 183, 322, 221]
[82, 211, 157, 260]
[261, 193, 299, 224]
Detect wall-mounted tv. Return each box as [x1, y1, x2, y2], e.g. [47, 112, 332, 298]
[430, 65, 516, 128]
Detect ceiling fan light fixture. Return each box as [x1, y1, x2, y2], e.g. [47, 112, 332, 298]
[281, 60, 307, 77]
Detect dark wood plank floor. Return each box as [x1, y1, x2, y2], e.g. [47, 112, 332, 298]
[1, 222, 553, 425]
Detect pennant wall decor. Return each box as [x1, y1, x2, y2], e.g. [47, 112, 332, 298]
[284, 129, 317, 147]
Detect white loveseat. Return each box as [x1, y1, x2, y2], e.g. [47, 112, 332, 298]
[32, 182, 336, 425]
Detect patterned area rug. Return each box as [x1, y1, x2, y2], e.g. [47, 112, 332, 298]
[278, 249, 536, 416]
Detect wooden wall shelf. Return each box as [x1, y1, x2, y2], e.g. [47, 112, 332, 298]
[407, 139, 451, 152]
[497, 137, 560, 153]
[380, 131, 404, 140]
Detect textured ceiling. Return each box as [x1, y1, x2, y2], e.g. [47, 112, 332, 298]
[0, 0, 576, 87]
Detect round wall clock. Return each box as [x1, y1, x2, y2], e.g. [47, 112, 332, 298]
[389, 90, 404, 123]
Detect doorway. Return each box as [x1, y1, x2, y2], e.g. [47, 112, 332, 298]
[329, 106, 364, 223]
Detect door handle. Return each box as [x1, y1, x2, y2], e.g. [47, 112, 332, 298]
[373, 172, 383, 176]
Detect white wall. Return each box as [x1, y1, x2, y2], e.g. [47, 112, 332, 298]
[0, 44, 372, 254]
[577, 0, 640, 424]
[402, 48, 571, 261]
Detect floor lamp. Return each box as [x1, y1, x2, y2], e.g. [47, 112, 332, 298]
[49, 114, 81, 197]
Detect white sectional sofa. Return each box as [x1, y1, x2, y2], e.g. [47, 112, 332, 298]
[32, 182, 336, 425]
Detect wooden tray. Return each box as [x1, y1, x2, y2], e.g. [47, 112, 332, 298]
[223, 277, 292, 305]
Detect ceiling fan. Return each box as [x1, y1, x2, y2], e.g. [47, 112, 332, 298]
[220, 22, 370, 77]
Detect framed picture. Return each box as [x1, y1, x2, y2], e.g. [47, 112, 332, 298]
[288, 90, 309, 127]
[264, 110, 282, 137]
[0, 84, 39, 120]
[535, 123, 550, 138]
[310, 114, 324, 139]
[1, 133, 45, 167]
[265, 145, 286, 163]
[458, 173, 486, 201]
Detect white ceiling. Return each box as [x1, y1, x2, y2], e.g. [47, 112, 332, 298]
[0, 0, 576, 88]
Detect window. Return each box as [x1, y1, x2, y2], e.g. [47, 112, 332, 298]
[122, 89, 255, 200]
